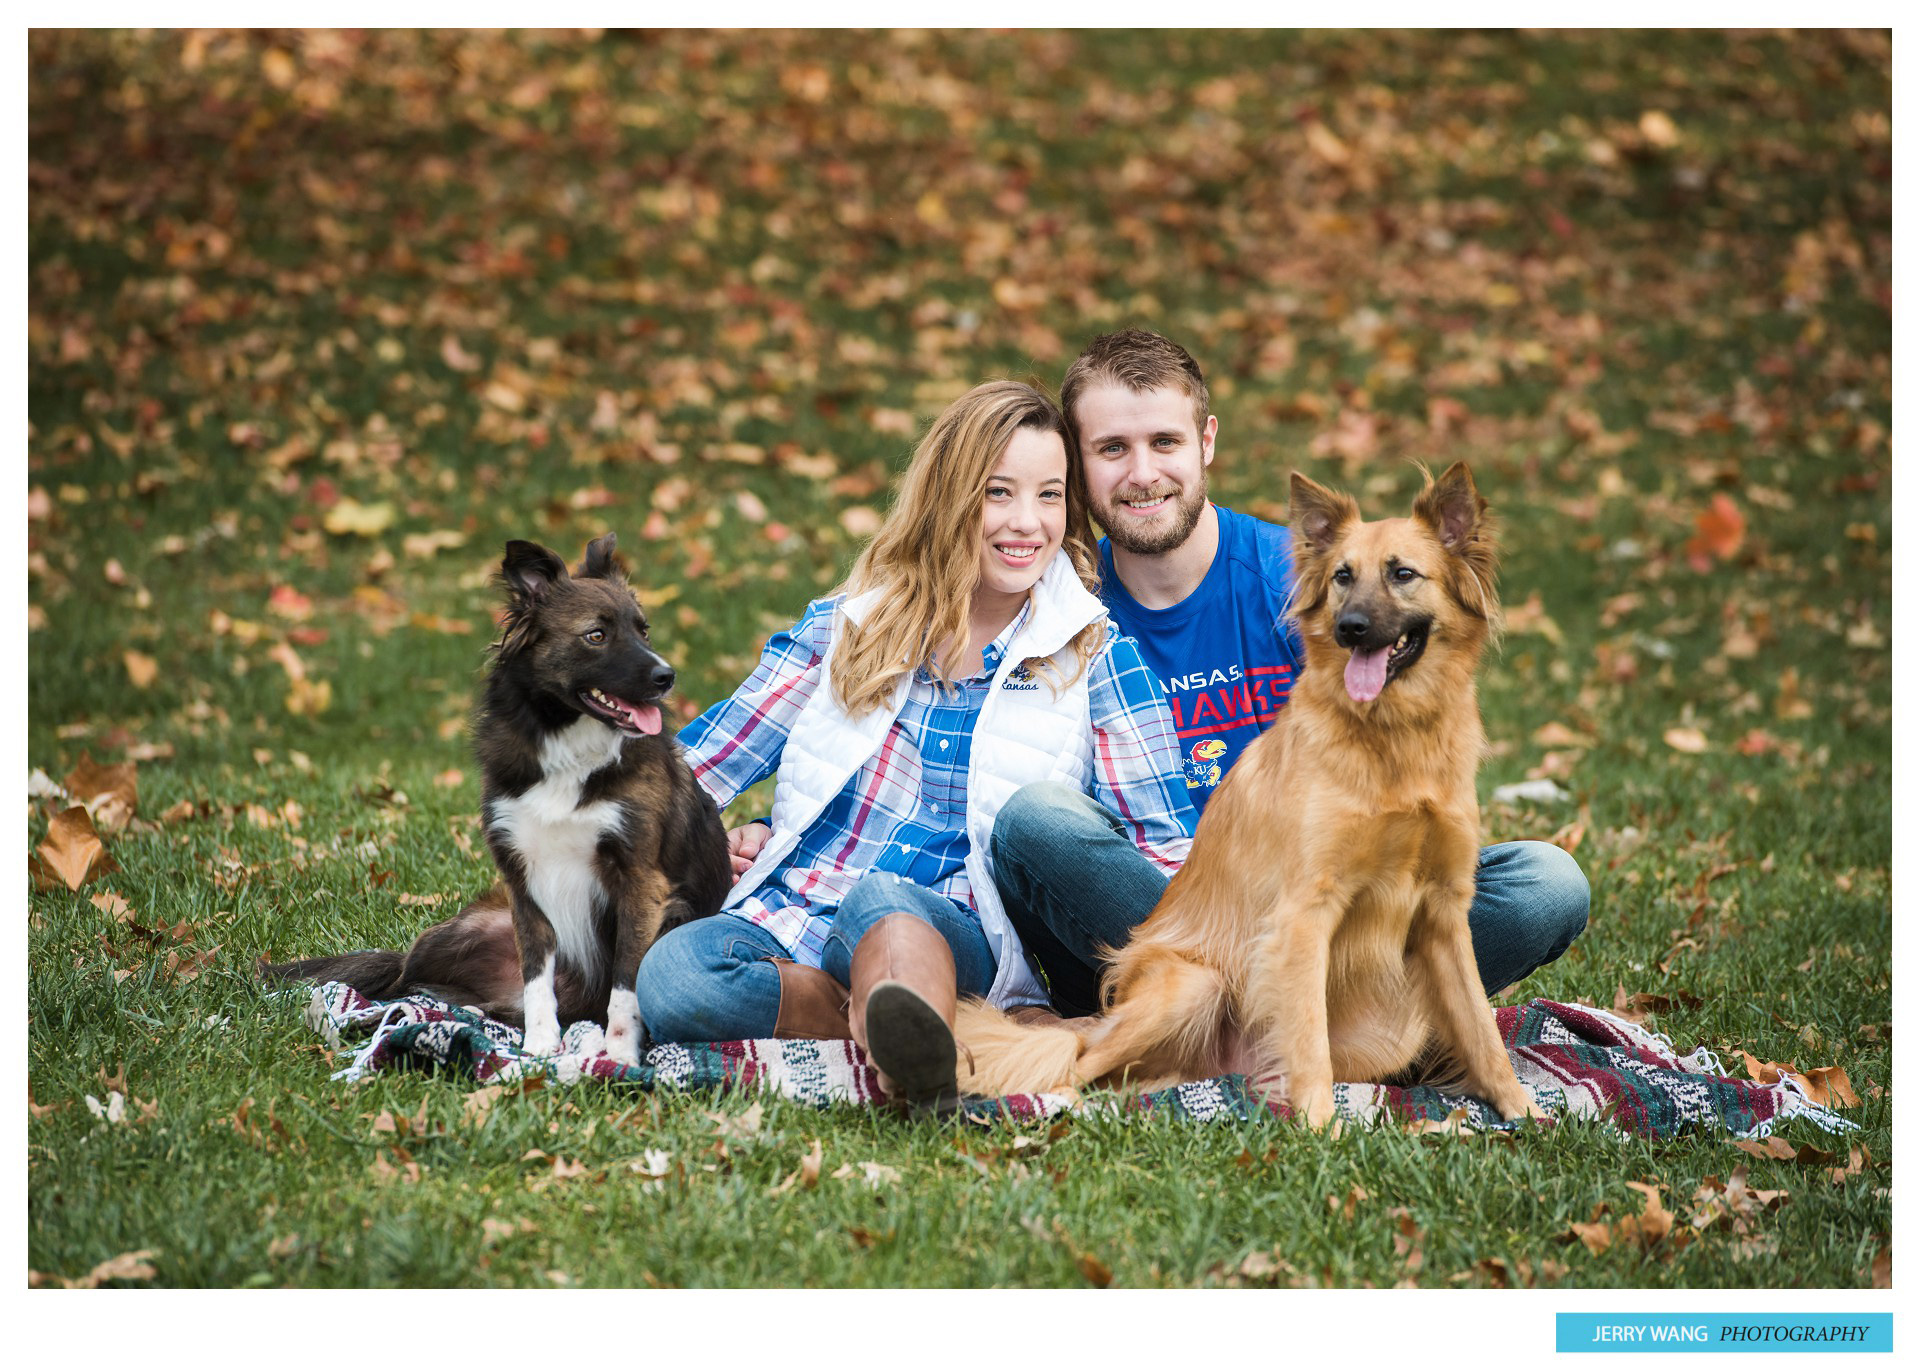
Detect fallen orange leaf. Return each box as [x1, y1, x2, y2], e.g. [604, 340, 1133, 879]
[33, 807, 117, 891]
[1076, 1251, 1115, 1286]
[1622, 1181, 1676, 1248]
[1566, 1218, 1615, 1254]
[63, 1248, 159, 1288]
[64, 753, 138, 831]
[1796, 1065, 1860, 1109]
[1739, 1051, 1795, 1086]
[1663, 726, 1709, 754]
[1731, 1135, 1797, 1163]
[1685, 494, 1746, 570]
[89, 889, 134, 921]
[267, 584, 314, 620]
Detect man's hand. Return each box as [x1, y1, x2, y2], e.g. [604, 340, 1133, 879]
[727, 821, 771, 877]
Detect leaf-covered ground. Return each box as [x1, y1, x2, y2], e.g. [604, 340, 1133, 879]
[28, 29, 1889, 1289]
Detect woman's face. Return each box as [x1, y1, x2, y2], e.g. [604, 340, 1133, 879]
[975, 425, 1069, 615]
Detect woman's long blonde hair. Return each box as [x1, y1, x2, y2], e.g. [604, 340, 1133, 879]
[831, 380, 1104, 718]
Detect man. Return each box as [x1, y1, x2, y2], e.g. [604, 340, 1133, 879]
[994, 329, 1590, 1016]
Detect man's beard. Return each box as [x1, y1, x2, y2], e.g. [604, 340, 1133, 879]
[1097, 480, 1208, 556]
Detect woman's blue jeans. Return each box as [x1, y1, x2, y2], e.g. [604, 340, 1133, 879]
[991, 781, 1590, 1017]
[634, 871, 997, 1044]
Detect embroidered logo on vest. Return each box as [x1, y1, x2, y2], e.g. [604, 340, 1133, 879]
[1001, 661, 1042, 691]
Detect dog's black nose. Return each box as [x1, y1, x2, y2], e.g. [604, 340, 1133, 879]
[651, 664, 676, 693]
[1335, 613, 1372, 647]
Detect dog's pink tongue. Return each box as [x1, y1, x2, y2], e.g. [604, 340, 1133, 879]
[1345, 647, 1389, 703]
[631, 704, 663, 736]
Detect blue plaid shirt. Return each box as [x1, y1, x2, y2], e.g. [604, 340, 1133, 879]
[680, 595, 1197, 967]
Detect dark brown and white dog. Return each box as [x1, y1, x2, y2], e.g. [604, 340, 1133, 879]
[264, 533, 729, 1065]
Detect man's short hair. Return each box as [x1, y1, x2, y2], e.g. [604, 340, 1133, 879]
[1059, 329, 1211, 443]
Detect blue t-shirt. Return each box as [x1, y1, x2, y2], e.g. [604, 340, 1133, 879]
[1097, 505, 1306, 815]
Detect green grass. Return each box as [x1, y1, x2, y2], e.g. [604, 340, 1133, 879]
[28, 29, 1889, 1288]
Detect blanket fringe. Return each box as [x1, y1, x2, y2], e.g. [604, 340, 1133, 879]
[1678, 1043, 1727, 1075]
[1738, 1070, 1860, 1139]
[1580, 1003, 1693, 1061]
[1574, 1002, 1856, 1139]
[330, 1001, 408, 1083]
[1578, 1003, 1728, 1076]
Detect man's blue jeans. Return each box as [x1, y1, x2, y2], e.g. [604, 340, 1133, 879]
[634, 871, 997, 1043]
[992, 781, 1590, 1016]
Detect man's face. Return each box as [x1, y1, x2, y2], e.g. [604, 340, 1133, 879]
[1072, 381, 1216, 556]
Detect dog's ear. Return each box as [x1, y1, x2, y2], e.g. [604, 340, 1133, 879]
[1289, 472, 1358, 554]
[577, 532, 626, 583]
[1413, 462, 1499, 621]
[501, 540, 569, 603]
[1412, 463, 1486, 554]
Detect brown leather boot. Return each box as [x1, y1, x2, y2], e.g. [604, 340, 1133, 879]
[771, 960, 850, 1040]
[848, 914, 958, 1105]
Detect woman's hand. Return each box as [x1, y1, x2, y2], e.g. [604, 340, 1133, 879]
[726, 821, 771, 877]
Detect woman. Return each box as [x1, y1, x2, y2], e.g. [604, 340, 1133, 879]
[635, 380, 1198, 1104]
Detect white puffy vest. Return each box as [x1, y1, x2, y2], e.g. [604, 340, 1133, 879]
[722, 554, 1105, 1008]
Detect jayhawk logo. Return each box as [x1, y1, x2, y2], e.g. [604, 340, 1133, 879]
[1002, 661, 1040, 691]
[1183, 738, 1228, 789]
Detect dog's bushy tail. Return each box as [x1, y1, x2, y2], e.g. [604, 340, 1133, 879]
[954, 999, 1087, 1098]
[256, 893, 530, 1020]
[258, 950, 407, 999]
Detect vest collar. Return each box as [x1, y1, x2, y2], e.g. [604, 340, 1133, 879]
[840, 553, 1105, 662]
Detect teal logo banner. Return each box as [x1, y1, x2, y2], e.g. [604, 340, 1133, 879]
[1559, 1305, 1889, 1351]
[1557, 1314, 1890, 1353]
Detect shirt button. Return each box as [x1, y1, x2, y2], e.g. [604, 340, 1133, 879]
[939, 739, 949, 750]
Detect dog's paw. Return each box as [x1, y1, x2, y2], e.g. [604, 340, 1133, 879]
[1299, 1087, 1339, 1131]
[521, 1023, 563, 1058]
[603, 989, 643, 1068]
[604, 1026, 641, 1069]
[1508, 1093, 1550, 1123]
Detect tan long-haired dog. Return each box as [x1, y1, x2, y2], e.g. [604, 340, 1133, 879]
[955, 463, 1545, 1128]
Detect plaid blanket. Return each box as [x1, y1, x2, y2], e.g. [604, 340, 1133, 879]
[302, 984, 1857, 1140]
